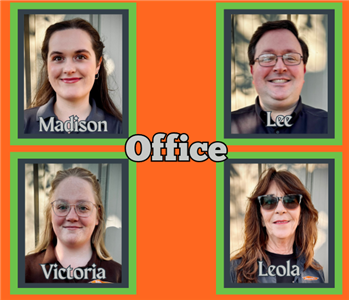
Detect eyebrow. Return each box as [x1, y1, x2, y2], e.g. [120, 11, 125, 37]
[49, 49, 91, 57]
[259, 49, 300, 54]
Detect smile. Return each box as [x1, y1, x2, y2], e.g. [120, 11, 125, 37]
[273, 220, 290, 224]
[268, 79, 290, 83]
[63, 226, 82, 229]
[61, 78, 81, 84]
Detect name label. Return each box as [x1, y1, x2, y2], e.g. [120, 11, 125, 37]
[265, 111, 292, 127]
[40, 263, 106, 280]
[258, 260, 300, 277]
[39, 115, 107, 133]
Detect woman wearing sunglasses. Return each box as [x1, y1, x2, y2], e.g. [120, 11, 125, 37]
[25, 167, 121, 283]
[230, 167, 324, 283]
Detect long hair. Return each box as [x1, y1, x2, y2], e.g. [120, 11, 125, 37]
[231, 167, 321, 283]
[30, 167, 112, 261]
[29, 18, 122, 122]
[248, 20, 309, 66]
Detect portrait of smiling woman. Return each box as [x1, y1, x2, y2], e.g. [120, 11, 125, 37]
[24, 17, 122, 134]
[230, 166, 326, 283]
[25, 167, 122, 283]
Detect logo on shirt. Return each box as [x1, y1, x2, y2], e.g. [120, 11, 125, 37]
[302, 276, 319, 281]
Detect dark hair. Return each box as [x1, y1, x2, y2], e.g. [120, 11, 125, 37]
[231, 167, 321, 283]
[29, 18, 122, 122]
[248, 20, 309, 66]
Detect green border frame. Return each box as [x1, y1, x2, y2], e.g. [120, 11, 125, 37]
[216, 2, 342, 145]
[10, 152, 136, 294]
[10, 2, 136, 145]
[216, 152, 342, 294]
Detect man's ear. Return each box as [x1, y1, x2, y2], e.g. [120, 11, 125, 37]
[303, 64, 306, 74]
[250, 65, 254, 75]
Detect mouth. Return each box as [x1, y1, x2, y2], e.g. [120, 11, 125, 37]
[268, 79, 291, 84]
[61, 78, 81, 84]
[273, 220, 290, 225]
[63, 226, 82, 230]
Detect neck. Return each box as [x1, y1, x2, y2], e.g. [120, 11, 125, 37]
[266, 236, 295, 255]
[54, 96, 91, 122]
[260, 99, 298, 121]
[55, 240, 93, 269]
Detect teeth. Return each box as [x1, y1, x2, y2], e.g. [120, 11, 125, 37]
[271, 79, 288, 83]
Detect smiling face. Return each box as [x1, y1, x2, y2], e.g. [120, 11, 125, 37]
[51, 176, 99, 249]
[251, 29, 306, 111]
[47, 29, 101, 103]
[260, 181, 301, 246]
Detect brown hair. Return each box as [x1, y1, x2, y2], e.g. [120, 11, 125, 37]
[231, 167, 321, 283]
[248, 20, 309, 66]
[29, 18, 122, 122]
[30, 167, 112, 260]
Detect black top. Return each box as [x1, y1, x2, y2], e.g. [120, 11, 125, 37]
[265, 250, 297, 283]
[24, 97, 122, 134]
[231, 97, 328, 134]
[25, 243, 122, 283]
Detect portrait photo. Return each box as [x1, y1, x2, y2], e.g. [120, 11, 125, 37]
[17, 10, 130, 140]
[222, 9, 338, 140]
[224, 160, 335, 288]
[17, 160, 129, 287]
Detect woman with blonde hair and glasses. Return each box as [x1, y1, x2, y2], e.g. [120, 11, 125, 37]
[230, 167, 324, 283]
[25, 167, 121, 283]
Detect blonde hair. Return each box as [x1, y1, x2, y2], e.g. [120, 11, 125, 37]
[30, 167, 112, 260]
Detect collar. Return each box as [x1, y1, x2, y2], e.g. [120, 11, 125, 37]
[36, 97, 105, 123]
[255, 96, 303, 126]
[42, 241, 100, 268]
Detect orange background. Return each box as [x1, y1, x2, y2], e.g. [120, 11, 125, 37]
[0, 0, 346, 299]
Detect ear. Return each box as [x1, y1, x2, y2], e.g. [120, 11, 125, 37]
[250, 65, 254, 75]
[303, 64, 306, 74]
[261, 216, 265, 227]
[96, 57, 102, 74]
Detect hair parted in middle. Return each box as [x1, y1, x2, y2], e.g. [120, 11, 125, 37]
[231, 167, 321, 283]
[30, 167, 112, 261]
[248, 19, 309, 66]
[30, 18, 122, 122]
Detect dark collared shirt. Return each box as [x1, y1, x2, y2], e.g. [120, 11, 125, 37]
[24, 97, 122, 134]
[231, 97, 328, 134]
[25, 243, 122, 283]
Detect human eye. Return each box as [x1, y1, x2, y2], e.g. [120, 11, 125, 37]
[77, 203, 91, 214]
[52, 56, 64, 62]
[56, 202, 69, 211]
[259, 54, 275, 63]
[284, 53, 299, 64]
[76, 54, 87, 61]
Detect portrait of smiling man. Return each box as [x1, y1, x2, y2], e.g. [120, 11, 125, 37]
[231, 19, 328, 134]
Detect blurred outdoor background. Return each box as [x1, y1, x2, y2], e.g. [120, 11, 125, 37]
[25, 163, 123, 264]
[231, 14, 328, 112]
[23, 14, 123, 112]
[230, 163, 329, 282]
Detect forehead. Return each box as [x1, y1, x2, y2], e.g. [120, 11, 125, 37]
[53, 176, 96, 203]
[48, 28, 94, 54]
[255, 29, 302, 56]
[265, 180, 285, 196]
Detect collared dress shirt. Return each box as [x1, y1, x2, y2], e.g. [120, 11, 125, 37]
[25, 243, 122, 283]
[231, 97, 328, 134]
[24, 97, 122, 134]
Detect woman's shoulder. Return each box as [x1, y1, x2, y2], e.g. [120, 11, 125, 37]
[230, 258, 242, 283]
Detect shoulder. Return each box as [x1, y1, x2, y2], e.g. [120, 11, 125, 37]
[231, 104, 259, 134]
[231, 104, 256, 119]
[25, 251, 46, 282]
[230, 258, 242, 283]
[103, 112, 122, 134]
[99, 259, 122, 283]
[302, 104, 328, 119]
[24, 106, 40, 122]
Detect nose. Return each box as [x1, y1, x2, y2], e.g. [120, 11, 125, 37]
[274, 198, 286, 214]
[273, 57, 287, 73]
[63, 58, 76, 75]
[66, 205, 79, 221]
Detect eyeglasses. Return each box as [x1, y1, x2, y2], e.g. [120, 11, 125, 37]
[51, 200, 98, 217]
[254, 53, 303, 67]
[257, 194, 302, 211]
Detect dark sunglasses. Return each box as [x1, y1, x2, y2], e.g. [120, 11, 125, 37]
[257, 194, 302, 210]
